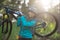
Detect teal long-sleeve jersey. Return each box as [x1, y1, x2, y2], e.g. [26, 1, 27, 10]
[17, 16, 36, 38]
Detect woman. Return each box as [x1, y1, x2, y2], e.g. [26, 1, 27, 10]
[17, 10, 37, 40]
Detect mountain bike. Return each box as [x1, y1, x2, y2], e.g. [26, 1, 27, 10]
[0, 5, 58, 40]
[33, 13, 58, 38]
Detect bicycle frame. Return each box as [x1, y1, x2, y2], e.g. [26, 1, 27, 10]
[0, 6, 21, 40]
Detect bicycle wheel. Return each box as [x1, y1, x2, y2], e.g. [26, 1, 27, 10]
[2, 19, 12, 40]
[34, 13, 58, 37]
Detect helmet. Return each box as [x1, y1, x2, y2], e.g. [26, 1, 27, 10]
[28, 6, 37, 14]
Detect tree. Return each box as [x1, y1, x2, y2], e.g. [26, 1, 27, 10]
[48, 3, 60, 33]
[49, 3, 60, 14]
[21, 0, 29, 15]
[0, 0, 5, 4]
[29, 0, 35, 5]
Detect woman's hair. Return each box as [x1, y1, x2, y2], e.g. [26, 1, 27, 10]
[28, 10, 36, 14]
[28, 7, 37, 17]
[29, 9, 37, 16]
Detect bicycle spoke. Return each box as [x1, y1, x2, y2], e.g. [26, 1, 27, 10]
[34, 13, 57, 37]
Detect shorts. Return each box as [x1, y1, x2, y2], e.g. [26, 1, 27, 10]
[18, 36, 32, 40]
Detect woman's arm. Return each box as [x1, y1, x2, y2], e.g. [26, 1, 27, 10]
[21, 16, 36, 27]
[17, 16, 21, 26]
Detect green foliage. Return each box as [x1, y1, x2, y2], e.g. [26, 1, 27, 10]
[0, 22, 60, 40]
[50, 32, 60, 40]
[35, 22, 56, 36]
[0, 0, 5, 3]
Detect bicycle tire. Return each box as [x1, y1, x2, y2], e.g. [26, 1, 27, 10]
[34, 13, 58, 37]
[2, 19, 12, 40]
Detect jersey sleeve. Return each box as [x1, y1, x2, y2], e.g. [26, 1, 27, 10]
[21, 16, 36, 27]
[17, 16, 21, 26]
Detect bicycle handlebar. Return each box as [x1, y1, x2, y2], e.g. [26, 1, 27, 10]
[0, 5, 22, 20]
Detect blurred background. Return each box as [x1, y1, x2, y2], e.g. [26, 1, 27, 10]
[0, 0, 60, 40]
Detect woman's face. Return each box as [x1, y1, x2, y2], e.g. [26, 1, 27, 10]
[28, 11, 36, 18]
